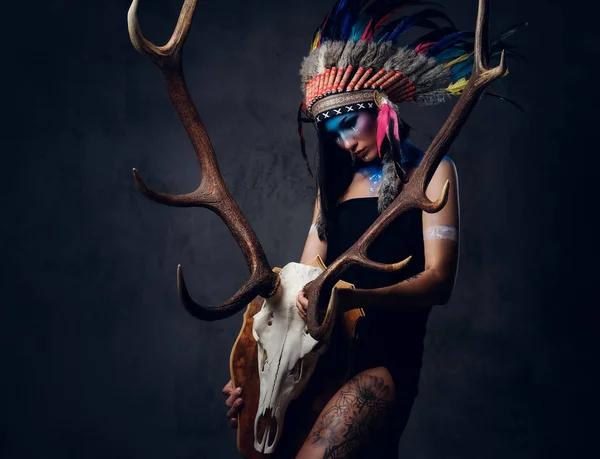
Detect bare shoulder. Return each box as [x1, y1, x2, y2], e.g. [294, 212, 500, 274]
[433, 156, 458, 180]
[427, 156, 458, 192]
[409, 147, 458, 182]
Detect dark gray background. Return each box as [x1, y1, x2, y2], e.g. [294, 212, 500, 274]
[2, 0, 596, 457]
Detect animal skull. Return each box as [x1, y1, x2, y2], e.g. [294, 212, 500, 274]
[251, 262, 328, 453]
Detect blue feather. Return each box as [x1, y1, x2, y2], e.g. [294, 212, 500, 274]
[435, 48, 469, 62]
[350, 14, 371, 40]
[376, 32, 390, 44]
[408, 26, 457, 49]
[387, 9, 455, 41]
[339, 0, 367, 39]
[374, 15, 407, 41]
[321, 0, 350, 40]
[450, 58, 474, 80]
[387, 14, 419, 41]
[427, 31, 472, 56]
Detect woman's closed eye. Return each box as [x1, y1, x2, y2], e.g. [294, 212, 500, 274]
[329, 115, 359, 144]
[339, 114, 358, 130]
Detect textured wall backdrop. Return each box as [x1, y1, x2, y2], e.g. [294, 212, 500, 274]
[2, 0, 596, 458]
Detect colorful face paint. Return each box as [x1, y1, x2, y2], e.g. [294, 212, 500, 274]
[423, 225, 458, 241]
[321, 111, 378, 162]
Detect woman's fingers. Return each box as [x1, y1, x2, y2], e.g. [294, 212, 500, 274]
[300, 289, 309, 306]
[223, 381, 243, 429]
[222, 379, 234, 396]
[297, 290, 309, 310]
[296, 301, 307, 321]
[225, 387, 242, 408]
[296, 293, 305, 313]
[226, 397, 244, 418]
[296, 290, 310, 321]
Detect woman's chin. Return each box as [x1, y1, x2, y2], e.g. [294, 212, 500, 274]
[359, 154, 380, 164]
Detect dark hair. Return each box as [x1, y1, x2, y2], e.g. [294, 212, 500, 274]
[315, 133, 354, 241]
[315, 109, 414, 242]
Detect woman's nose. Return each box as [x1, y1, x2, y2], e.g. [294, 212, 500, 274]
[339, 132, 358, 151]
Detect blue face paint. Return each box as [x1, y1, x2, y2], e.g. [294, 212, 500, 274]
[321, 110, 379, 163]
[362, 163, 383, 192]
[322, 113, 360, 146]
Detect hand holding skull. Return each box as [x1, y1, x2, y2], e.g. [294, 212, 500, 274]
[222, 379, 244, 429]
[296, 289, 309, 321]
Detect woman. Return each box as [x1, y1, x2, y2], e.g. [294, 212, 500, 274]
[223, 0, 512, 456]
[225, 109, 458, 457]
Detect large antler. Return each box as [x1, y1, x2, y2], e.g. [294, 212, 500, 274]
[305, 0, 507, 340]
[127, 0, 279, 321]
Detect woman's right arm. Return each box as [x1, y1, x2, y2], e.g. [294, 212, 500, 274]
[297, 195, 328, 320]
[299, 195, 328, 264]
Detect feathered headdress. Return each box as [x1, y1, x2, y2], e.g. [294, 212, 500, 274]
[297, 0, 524, 176]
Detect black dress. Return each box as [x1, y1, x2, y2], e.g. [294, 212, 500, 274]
[325, 196, 431, 456]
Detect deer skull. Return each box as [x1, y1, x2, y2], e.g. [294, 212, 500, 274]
[251, 262, 328, 453]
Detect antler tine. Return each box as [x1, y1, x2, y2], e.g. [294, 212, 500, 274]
[354, 255, 413, 273]
[474, 0, 490, 71]
[132, 168, 201, 207]
[128, 0, 196, 67]
[177, 265, 278, 321]
[305, 0, 508, 341]
[129, 0, 280, 320]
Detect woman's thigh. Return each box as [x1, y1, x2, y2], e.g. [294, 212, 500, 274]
[295, 366, 397, 459]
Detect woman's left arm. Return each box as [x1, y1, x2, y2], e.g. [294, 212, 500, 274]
[340, 157, 460, 311]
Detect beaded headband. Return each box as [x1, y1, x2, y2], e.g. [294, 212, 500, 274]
[311, 90, 377, 125]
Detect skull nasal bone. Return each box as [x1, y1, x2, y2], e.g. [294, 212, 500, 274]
[267, 410, 278, 447]
[256, 408, 278, 449]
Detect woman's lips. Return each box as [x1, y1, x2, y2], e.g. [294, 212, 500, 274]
[356, 148, 367, 158]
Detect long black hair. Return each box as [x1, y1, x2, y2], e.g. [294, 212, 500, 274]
[315, 132, 355, 242]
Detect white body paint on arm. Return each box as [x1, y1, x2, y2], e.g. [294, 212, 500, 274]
[423, 225, 458, 241]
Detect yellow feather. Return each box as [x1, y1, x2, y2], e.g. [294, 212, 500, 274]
[311, 31, 321, 52]
[445, 63, 511, 96]
[446, 77, 468, 95]
[444, 52, 474, 69]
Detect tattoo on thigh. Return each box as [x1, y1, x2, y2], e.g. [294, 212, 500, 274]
[309, 373, 391, 458]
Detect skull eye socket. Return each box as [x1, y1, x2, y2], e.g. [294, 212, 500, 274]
[290, 358, 303, 382]
[261, 350, 268, 372]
